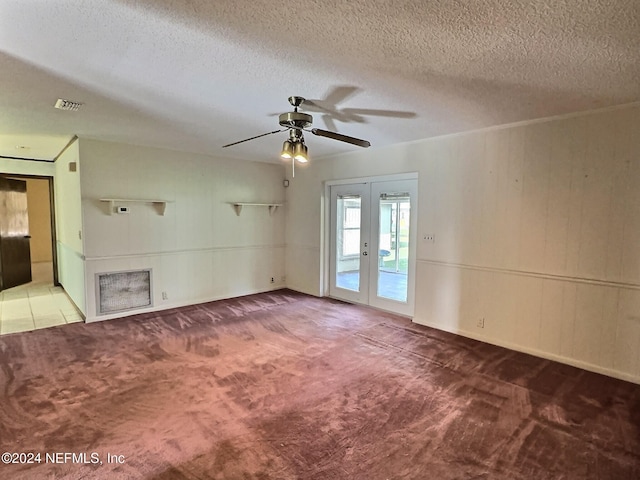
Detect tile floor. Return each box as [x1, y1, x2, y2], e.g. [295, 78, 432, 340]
[0, 262, 83, 335]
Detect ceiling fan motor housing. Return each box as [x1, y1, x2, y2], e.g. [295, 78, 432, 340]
[279, 111, 313, 129]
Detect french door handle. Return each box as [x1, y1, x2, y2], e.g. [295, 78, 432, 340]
[362, 251, 368, 256]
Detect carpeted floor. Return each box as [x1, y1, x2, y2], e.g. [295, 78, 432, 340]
[0, 289, 639, 479]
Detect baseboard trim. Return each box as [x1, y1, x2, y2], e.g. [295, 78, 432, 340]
[412, 316, 640, 386]
[85, 285, 287, 323]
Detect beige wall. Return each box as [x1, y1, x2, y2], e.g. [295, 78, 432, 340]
[25, 178, 53, 263]
[54, 141, 86, 314]
[78, 138, 286, 322]
[285, 103, 640, 384]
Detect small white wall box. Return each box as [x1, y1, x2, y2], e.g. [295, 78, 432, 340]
[117, 206, 130, 214]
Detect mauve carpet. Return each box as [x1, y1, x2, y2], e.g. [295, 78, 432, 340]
[0, 289, 639, 479]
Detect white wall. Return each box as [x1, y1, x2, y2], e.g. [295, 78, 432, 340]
[54, 141, 86, 314]
[285, 103, 640, 384]
[79, 139, 286, 322]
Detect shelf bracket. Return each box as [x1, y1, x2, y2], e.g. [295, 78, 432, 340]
[99, 198, 171, 216]
[229, 202, 283, 216]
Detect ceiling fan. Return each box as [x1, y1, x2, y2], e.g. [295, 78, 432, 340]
[303, 86, 417, 132]
[222, 96, 371, 176]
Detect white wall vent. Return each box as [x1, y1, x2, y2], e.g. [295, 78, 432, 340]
[54, 98, 83, 111]
[96, 269, 152, 315]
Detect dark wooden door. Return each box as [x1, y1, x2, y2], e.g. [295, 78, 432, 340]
[0, 177, 32, 290]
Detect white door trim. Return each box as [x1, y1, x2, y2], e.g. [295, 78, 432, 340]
[323, 172, 419, 316]
[368, 179, 418, 316]
[328, 183, 371, 304]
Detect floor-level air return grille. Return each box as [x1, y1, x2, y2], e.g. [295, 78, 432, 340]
[97, 269, 152, 315]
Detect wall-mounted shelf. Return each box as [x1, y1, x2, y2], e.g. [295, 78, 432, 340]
[229, 202, 283, 216]
[100, 198, 173, 216]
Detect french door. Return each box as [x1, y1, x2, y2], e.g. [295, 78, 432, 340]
[329, 179, 417, 316]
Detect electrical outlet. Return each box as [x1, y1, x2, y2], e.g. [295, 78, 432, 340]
[162, 291, 168, 300]
[423, 234, 435, 243]
[270, 277, 275, 284]
[477, 318, 485, 328]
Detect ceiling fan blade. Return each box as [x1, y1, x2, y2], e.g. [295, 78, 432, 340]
[311, 128, 370, 148]
[222, 129, 285, 148]
[342, 108, 417, 119]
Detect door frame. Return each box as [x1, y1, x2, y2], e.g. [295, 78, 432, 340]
[368, 178, 418, 316]
[0, 173, 59, 287]
[322, 172, 419, 315]
[328, 182, 371, 305]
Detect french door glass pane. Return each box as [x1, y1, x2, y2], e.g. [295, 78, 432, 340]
[377, 193, 410, 302]
[336, 195, 361, 291]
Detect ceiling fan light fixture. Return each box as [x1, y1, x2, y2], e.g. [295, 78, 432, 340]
[280, 140, 294, 159]
[293, 142, 308, 163]
[222, 95, 370, 176]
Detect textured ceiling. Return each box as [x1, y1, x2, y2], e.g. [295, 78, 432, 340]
[0, 0, 639, 162]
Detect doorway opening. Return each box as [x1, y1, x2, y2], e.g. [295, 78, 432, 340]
[328, 176, 418, 317]
[0, 174, 58, 292]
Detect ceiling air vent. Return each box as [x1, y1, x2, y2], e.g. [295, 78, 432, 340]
[54, 98, 83, 111]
